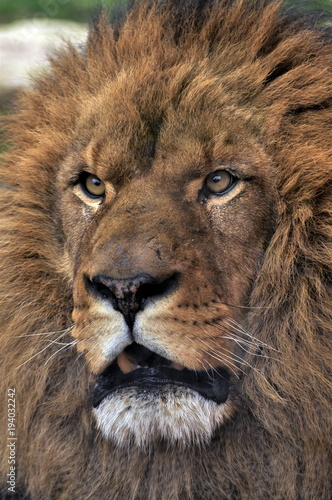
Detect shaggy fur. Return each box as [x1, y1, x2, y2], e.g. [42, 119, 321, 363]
[1, 1, 332, 499]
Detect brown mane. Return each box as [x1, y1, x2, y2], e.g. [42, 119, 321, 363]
[1, 1, 331, 498]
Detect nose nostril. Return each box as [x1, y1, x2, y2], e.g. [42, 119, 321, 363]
[85, 276, 119, 309]
[94, 283, 114, 300]
[136, 274, 179, 304]
[85, 272, 179, 326]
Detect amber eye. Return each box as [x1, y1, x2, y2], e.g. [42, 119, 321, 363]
[205, 169, 236, 196]
[80, 173, 106, 199]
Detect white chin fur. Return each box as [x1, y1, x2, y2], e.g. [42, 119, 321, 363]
[93, 385, 232, 449]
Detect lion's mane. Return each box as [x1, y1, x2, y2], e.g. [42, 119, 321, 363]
[1, 1, 331, 499]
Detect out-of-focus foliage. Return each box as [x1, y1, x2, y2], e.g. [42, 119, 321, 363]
[0, 0, 117, 23]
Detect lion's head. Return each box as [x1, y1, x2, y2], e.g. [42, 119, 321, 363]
[1, 1, 331, 499]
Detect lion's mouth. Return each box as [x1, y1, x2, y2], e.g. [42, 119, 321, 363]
[93, 342, 230, 407]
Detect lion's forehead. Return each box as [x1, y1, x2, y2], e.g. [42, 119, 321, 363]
[76, 62, 265, 182]
[79, 114, 268, 191]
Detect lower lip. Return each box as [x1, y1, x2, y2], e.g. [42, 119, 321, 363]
[93, 364, 230, 407]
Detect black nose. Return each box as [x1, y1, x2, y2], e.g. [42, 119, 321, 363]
[87, 273, 178, 327]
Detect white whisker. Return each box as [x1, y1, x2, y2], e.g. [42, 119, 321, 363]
[44, 340, 78, 366]
[15, 326, 74, 338]
[16, 330, 72, 370]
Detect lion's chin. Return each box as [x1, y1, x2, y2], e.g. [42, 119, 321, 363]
[92, 342, 234, 447]
[93, 386, 234, 449]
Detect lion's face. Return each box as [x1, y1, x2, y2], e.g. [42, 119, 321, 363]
[56, 79, 277, 447]
[1, 1, 331, 498]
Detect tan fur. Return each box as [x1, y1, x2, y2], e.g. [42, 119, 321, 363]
[1, 1, 331, 498]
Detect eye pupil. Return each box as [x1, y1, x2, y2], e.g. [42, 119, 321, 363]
[80, 173, 106, 198]
[205, 169, 235, 196]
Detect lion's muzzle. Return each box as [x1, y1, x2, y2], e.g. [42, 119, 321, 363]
[93, 342, 231, 407]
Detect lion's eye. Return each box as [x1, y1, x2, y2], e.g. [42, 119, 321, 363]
[80, 173, 106, 199]
[205, 170, 236, 196]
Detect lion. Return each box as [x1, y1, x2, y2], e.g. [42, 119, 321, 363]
[0, 0, 331, 498]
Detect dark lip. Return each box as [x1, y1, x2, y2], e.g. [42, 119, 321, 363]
[93, 361, 231, 407]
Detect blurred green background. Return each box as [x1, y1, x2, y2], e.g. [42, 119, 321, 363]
[0, 0, 112, 23]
